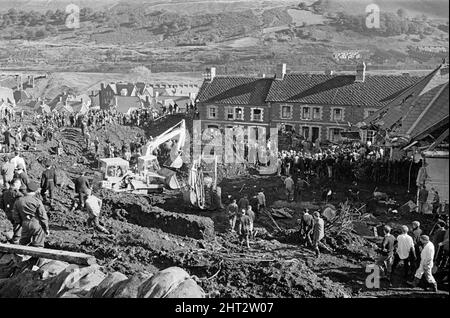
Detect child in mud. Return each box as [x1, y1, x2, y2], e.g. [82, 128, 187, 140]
[239, 209, 251, 249]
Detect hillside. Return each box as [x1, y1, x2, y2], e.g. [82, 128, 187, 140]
[0, 0, 448, 74]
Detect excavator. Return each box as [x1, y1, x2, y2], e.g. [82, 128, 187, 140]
[97, 119, 222, 210]
[97, 120, 186, 194]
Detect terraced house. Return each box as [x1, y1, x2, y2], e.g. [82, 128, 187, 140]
[196, 64, 421, 144]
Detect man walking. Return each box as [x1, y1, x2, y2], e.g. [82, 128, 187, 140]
[417, 185, 429, 214]
[40, 160, 58, 207]
[227, 199, 238, 232]
[391, 225, 415, 281]
[377, 225, 396, 282]
[408, 235, 438, 292]
[12, 181, 49, 247]
[299, 209, 314, 247]
[84, 189, 109, 234]
[430, 188, 440, 215]
[411, 221, 423, 270]
[72, 172, 91, 211]
[284, 175, 294, 202]
[312, 211, 324, 258]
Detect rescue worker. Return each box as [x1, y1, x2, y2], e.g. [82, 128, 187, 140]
[72, 171, 91, 210]
[417, 185, 429, 214]
[391, 225, 416, 281]
[40, 160, 58, 207]
[410, 221, 423, 270]
[408, 235, 438, 292]
[227, 199, 238, 232]
[12, 181, 49, 247]
[376, 225, 395, 282]
[0, 178, 23, 244]
[84, 189, 109, 234]
[312, 211, 324, 258]
[430, 188, 440, 215]
[10, 151, 26, 173]
[1, 155, 15, 189]
[14, 164, 29, 189]
[299, 209, 314, 247]
[284, 175, 294, 202]
[247, 205, 255, 238]
[239, 209, 251, 249]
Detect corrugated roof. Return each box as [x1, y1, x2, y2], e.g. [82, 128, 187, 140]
[266, 73, 419, 107]
[197, 77, 273, 105]
[409, 84, 449, 139]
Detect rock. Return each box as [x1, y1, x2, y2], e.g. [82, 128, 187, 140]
[137, 267, 190, 298]
[88, 272, 128, 298]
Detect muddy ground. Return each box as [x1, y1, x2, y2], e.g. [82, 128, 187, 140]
[1, 115, 448, 298]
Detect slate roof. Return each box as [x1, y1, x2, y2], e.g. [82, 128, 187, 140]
[197, 77, 274, 105]
[266, 73, 419, 107]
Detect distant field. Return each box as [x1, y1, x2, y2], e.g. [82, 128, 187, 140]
[320, 0, 449, 19]
[287, 8, 329, 25]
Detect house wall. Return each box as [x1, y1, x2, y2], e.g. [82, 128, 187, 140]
[268, 102, 379, 142]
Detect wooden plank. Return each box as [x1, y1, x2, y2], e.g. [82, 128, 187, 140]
[0, 243, 96, 266]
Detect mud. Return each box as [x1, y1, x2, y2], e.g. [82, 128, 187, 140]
[1, 114, 447, 298]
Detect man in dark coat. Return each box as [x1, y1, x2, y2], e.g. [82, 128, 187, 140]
[72, 172, 91, 210]
[40, 160, 58, 207]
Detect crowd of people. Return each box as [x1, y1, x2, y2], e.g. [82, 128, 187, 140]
[0, 151, 110, 248]
[376, 219, 449, 291]
[275, 143, 422, 187]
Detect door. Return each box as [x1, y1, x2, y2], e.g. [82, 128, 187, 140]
[311, 127, 320, 142]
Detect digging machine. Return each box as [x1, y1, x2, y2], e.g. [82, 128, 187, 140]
[96, 120, 187, 194]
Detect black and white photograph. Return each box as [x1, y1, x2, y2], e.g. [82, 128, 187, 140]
[0, 0, 448, 305]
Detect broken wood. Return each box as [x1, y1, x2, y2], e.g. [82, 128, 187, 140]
[263, 209, 282, 231]
[0, 243, 96, 266]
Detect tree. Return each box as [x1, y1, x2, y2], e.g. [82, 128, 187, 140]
[396, 8, 406, 18]
[298, 2, 308, 10]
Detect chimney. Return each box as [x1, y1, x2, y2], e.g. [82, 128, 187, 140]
[275, 63, 287, 80]
[205, 67, 216, 82]
[355, 62, 366, 82]
[100, 83, 105, 90]
[146, 96, 149, 103]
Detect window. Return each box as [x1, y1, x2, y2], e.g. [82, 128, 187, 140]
[331, 108, 344, 121]
[302, 107, 311, 120]
[281, 105, 292, 119]
[366, 130, 376, 143]
[208, 106, 217, 119]
[235, 107, 244, 120]
[251, 108, 263, 121]
[313, 107, 322, 120]
[364, 109, 377, 119]
[302, 126, 310, 140]
[329, 128, 343, 142]
[226, 107, 234, 120]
